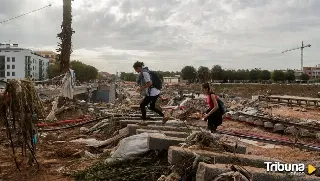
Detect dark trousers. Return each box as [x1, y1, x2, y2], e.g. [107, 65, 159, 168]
[140, 95, 164, 120]
[205, 108, 223, 132]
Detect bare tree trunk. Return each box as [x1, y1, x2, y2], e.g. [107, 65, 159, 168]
[57, 0, 74, 73]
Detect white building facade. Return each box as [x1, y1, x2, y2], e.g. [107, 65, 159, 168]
[0, 44, 49, 81]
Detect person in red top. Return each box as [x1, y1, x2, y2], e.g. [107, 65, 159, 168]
[202, 83, 223, 132]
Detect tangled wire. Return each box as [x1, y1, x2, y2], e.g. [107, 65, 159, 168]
[0, 79, 45, 170]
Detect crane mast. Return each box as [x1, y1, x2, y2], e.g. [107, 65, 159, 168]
[281, 41, 311, 71]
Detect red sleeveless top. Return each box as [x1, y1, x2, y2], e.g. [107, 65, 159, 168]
[206, 94, 217, 109]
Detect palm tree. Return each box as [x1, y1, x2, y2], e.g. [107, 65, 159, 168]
[56, 0, 74, 73]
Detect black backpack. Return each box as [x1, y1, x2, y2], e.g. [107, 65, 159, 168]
[142, 70, 163, 90]
[210, 92, 227, 115]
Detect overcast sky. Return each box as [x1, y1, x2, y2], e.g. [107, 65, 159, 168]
[1, 0, 320, 73]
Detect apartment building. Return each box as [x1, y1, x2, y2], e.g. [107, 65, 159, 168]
[34, 51, 57, 65]
[0, 43, 49, 81]
[303, 65, 320, 79]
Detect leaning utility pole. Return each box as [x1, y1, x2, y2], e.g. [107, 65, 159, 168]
[281, 41, 311, 71]
[57, 0, 74, 73]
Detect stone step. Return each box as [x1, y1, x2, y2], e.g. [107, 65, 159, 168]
[119, 120, 185, 128]
[137, 129, 190, 138]
[114, 117, 163, 120]
[148, 134, 185, 150]
[196, 162, 319, 181]
[126, 124, 190, 136]
[168, 146, 282, 168]
[127, 114, 158, 117]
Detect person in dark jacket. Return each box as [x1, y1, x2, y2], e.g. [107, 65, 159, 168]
[202, 83, 223, 132]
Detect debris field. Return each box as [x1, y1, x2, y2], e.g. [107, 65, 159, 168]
[0, 81, 320, 181]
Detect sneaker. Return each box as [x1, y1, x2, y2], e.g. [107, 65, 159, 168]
[162, 117, 170, 125]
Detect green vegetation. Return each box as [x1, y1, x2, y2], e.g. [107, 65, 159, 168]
[70, 151, 169, 181]
[47, 60, 98, 82]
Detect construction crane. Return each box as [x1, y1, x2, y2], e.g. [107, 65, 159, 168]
[281, 41, 311, 71]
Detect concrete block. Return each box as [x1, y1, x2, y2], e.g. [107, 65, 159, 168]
[232, 114, 239, 120]
[119, 120, 161, 128]
[274, 123, 285, 132]
[126, 124, 189, 136]
[264, 121, 274, 128]
[284, 126, 299, 135]
[299, 129, 316, 137]
[316, 133, 320, 141]
[137, 129, 189, 138]
[168, 146, 282, 168]
[147, 125, 190, 132]
[254, 119, 264, 126]
[222, 141, 247, 154]
[239, 115, 246, 121]
[245, 117, 254, 124]
[127, 113, 158, 117]
[115, 117, 163, 120]
[196, 162, 319, 181]
[148, 135, 185, 150]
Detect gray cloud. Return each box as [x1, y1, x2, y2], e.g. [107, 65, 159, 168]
[1, 0, 320, 73]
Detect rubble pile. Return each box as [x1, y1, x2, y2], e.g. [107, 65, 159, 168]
[72, 151, 170, 181]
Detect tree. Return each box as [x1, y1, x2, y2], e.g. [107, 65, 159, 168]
[300, 73, 310, 81]
[181, 66, 197, 83]
[249, 68, 261, 82]
[120, 72, 136, 82]
[211, 65, 224, 80]
[57, 0, 75, 73]
[197, 66, 211, 83]
[47, 64, 60, 78]
[285, 69, 296, 82]
[271, 70, 286, 82]
[260, 70, 271, 80]
[70, 60, 98, 82]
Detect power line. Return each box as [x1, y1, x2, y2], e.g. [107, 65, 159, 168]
[0, 4, 52, 24]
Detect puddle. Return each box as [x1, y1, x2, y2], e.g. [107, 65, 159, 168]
[239, 138, 282, 149]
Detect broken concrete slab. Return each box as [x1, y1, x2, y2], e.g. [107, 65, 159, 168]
[126, 124, 190, 136]
[239, 115, 246, 121]
[168, 146, 282, 168]
[196, 162, 319, 181]
[274, 123, 285, 132]
[299, 129, 316, 137]
[221, 141, 247, 154]
[254, 119, 264, 126]
[148, 135, 185, 150]
[264, 121, 274, 128]
[285, 126, 299, 135]
[136, 129, 190, 138]
[246, 117, 254, 124]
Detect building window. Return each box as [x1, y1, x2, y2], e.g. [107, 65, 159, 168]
[12, 65, 15, 69]
[45, 55, 49, 58]
[7, 65, 10, 69]
[12, 57, 15, 62]
[33, 66, 34, 70]
[7, 57, 10, 62]
[12, 72, 15, 76]
[7, 72, 10, 76]
[33, 59, 34, 63]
